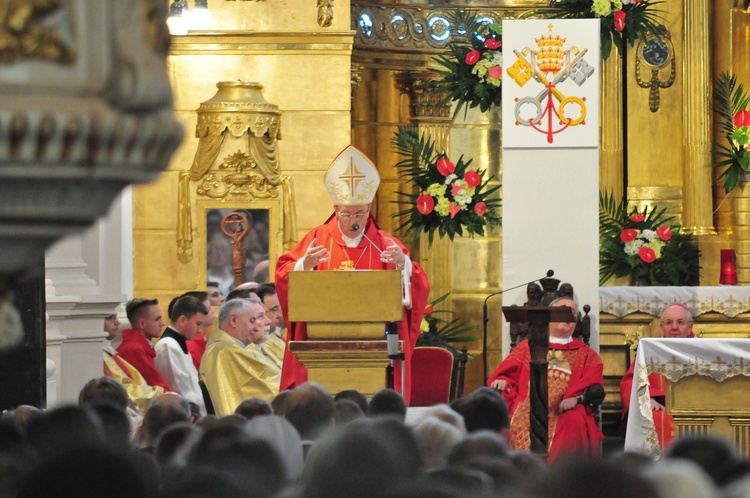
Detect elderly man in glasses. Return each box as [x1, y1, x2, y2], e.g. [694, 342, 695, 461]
[275, 146, 430, 404]
[620, 303, 695, 449]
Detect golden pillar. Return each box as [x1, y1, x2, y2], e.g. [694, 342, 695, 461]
[709, 2, 750, 283]
[682, 0, 716, 235]
[600, 45, 624, 196]
[395, 72, 453, 304]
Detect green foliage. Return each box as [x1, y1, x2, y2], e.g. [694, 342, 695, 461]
[391, 127, 502, 245]
[712, 72, 750, 194]
[546, 0, 665, 60]
[431, 10, 503, 117]
[599, 191, 700, 286]
[422, 293, 478, 344]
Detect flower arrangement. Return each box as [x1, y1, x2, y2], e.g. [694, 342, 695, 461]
[713, 72, 750, 194]
[392, 127, 502, 244]
[599, 191, 700, 286]
[420, 293, 477, 345]
[432, 10, 503, 116]
[546, 0, 664, 60]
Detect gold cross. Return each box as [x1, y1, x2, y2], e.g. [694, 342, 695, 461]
[338, 158, 366, 197]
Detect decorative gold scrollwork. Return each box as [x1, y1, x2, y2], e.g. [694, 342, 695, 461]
[317, 0, 333, 27]
[635, 26, 675, 113]
[196, 152, 280, 200]
[0, 0, 76, 63]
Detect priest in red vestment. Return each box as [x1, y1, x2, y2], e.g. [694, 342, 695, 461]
[487, 297, 605, 461]
[620, 303, 695, 450]
[275, 145, 430, 404]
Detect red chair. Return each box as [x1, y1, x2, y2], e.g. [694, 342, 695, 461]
[410, 346, 454, 406]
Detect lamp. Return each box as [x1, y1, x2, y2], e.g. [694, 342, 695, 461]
[720, 249, 738, 285]
[191, 0, 213, 30]
[166, 0, 189, 35]
[167, 0, 212, 35]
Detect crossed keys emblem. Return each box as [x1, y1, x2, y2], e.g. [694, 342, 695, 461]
[508, 30, 595, 144]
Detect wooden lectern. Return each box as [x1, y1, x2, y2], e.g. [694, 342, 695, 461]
[287, 270, 403, 397]
[502, 305, 577, 457]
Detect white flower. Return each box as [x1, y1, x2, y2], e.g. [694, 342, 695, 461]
[640, 229, 657, 242]
[624, 239, 644, 256]
[444, 173, 457, 185]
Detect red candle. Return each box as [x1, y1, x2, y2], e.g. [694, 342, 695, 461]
[720, 249, 738, 285]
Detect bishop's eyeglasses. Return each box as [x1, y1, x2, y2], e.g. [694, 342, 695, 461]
[337, 211, 368, 221]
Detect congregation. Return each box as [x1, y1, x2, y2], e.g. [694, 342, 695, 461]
[2, 376, 750, 497]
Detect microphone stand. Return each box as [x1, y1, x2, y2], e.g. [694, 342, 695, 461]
[482, 270, 554, 385]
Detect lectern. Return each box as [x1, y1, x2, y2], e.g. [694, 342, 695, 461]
[287, 270, 403, 397]
[502, 305, 577, 457]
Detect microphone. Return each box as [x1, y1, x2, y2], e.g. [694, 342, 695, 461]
[385, 321, 400, 364]
[482, 269, 554, 384]
[351, 222, 402, 269]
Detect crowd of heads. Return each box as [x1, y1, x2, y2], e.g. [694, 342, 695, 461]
[1, 379, 749, 498]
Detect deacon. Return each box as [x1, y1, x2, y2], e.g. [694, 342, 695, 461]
[487, 297, 605, 461]
[275, 145, 430, 403]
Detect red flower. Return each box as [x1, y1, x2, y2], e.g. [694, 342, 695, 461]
[629, 213, 645, 223]
[620, 228, 638, 243]
[416, 194, 435, 215]
[465, 50, 480, 65]
[734, 109, 750, 128]
[436, 157, 456, 176]
[614, 10, 626, 32]
[484, 38, 501, 50]
[424, 304, 434, 315]
[451, 183, 464, 198]
[464, 170, 481, 187]
[487, 66, 502, 80]
[656, 226, 672, 241]
[474, 202, 487, 217]
[639, 246, 656, 263]
[449, 204, 462, 219]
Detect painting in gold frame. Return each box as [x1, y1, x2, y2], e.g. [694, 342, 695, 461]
[197, 199, 281, 295]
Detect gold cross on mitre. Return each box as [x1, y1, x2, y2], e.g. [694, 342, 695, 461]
[324, 145, 381, 206]
[339, 158, 367, 197]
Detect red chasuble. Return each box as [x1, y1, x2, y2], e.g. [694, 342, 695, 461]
[620, 360, 675, 450]
[275, 214, 430, 405]
[487, 338, 605, 461]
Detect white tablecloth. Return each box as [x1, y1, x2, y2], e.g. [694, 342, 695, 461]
[624, 338, 750, 459]
[600, 286, 750, 318]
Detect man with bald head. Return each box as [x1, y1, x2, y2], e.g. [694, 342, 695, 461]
[620, 303, 695, 449]
[199, 299, 280, 416]
[487, 297, 605, 461]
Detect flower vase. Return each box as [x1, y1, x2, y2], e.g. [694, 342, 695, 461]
[630, 266, 652, 287]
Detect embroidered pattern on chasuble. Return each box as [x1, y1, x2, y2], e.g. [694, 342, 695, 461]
[510, 348, 580, 451]
[324, 237, 378, 271]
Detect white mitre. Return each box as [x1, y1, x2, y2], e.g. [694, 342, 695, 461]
[324, 145, 381, 205]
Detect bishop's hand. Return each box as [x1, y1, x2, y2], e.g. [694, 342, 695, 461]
[381, 237, 406, 270]
[302, 238, 330, 270]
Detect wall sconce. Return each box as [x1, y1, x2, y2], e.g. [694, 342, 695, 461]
[720, 249, 738, 285]
[167, 0, 212, 35]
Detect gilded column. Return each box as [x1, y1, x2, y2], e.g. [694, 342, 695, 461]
[600, 45, 624, 196]
[395, 72, 452, 302]
[682, 0, 715, 234]
[710, 2, 750, 283]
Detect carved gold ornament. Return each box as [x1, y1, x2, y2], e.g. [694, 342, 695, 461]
[635, 26, 675, 113]
[317, 0, 332, 27]
[177, 81, 297, 263]
[0, 0, 76, 63]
